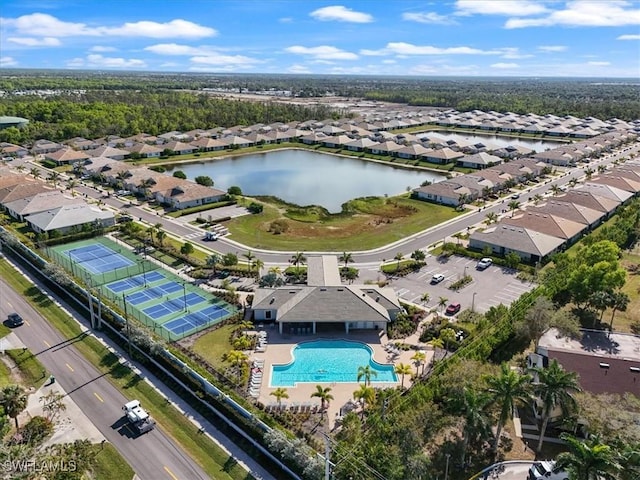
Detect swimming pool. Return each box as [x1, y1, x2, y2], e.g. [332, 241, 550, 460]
[270, 339, 397, 387]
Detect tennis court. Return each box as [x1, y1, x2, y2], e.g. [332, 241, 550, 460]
[107, 271, 166, 293]
[163, 305, 231, 336]
[65, 244, 134, 275]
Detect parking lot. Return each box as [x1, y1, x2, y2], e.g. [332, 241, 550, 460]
[392, 254, 536, 315]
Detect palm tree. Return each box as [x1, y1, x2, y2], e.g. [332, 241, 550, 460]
[530, 360, 581, 453]
[251, 258, 264, 277]
[550, 184, 561, 196]
[428, 338, 444, 367]
[224, 350, 248, 370]
[485, 363, 532, 458]
[311, 385, 333, 415]
[556, 433, 620, 480]
[270, 388, 289, 408]
[357, 365, 377, 386]
[584, 167, 595, 179]
[290, 251, 306, 274]
[352, 384, 375, 419]
[1, 384, 28, 429]
[146, 225, 156, 245]
[508, 200, 520, 217]
[30, 167, 41, 179]
[597, 164, 607, 174]
[243, 250, 255, 267]
[66, 178, 77, 196]
[484, 211, 498, 224]
[339, 252, 354, 270]
[411, 351, 426, 377]
[608, 291, 629, 336]
[455, 387, 492, 466]
[438, 296, 448, 314]
[395, 363, 412, 388]
[15, 164, 25, 173]
[156, 229, 166, 247]
[394, 252, 403, 274]
[420, 292, 430, 306]
[569, 178, 579, 187]
[533, 193, 543, 205]
[268, 266, 282, 276]
[47, 171, 61, 188]
[138, 178, 154, 200]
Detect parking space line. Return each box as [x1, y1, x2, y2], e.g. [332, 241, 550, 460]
[396, 288, 409, 297]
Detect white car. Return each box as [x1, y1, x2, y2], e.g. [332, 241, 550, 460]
[430, 273, 445, 284]
[476, 258, 493, 270]
[528, 461, 568, 480]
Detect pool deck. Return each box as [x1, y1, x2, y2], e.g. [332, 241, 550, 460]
[249, 326, 434, 430]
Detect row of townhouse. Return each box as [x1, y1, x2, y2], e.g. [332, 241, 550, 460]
[468, 161, 640, 264]
[0, 168, 115, 235]
[2, 109, 638, 166]
[80, 157, 227, 210]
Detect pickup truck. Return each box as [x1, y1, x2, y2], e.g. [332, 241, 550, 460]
[122, 400, 156, 435]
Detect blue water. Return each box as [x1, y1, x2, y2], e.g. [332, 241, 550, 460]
[270, 339, 397, 387]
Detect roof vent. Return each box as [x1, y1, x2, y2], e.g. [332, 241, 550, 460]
[320, 288, 327, 291]
[599, 363, 610, 369]
[376, 296, 380, 302]
[269, 298, 274, 304]
[337, 288, 344, 292]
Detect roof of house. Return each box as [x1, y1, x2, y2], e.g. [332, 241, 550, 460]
[44, 147, 89, 163]
[3, 190, 83, 216]
[470, 224, 565, 257]
[460, 152, 503, 165]
[0, 182, 52, 204]
[555, 190, 620, 213]
[589, 175, 640, 193]
[578, 182, 633, 203]
[528, 200, 604, 226]
[26, 204, 114, 231]
[307, 255, 343, 287]
[502, 211, 586, 239]
[86, 145, 130, 158]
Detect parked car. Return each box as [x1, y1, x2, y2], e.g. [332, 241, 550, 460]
[430, 273, 445, 284]
[6, 313, 24, 327]
[445, 303, 461, 315]
[510, 193, 520, 199]
[528, 461, 568, 480]
[476, 258, 493, 270]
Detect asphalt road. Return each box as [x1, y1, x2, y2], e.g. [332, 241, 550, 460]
[0, 273, 209, 480]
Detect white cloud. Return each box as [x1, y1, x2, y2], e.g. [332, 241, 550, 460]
[285, 45, 358, 60]
[1, 13, 216, 38]
[382, 59, 396, 64]
[361, 42, 504, 56]
[190, 54, 261, 66]
[491, 62, 520, 69]
[409, 63, 480, 75]
[587, 61, 610, 66]
[145, 43, 205, 56]
[402, 12, 456, 25]
[500, 47, 533, 59]
[505, 0, 640, 28]
[617, 34, 640, 40]
[455, 0, 548, 17]
[0, 56, 17, 67]
[538, 45, 567, 52]
[310, 5, 373, 23]
[7, 36, 60, 46]
[89, 46, 116, 52]
[67, 54, 146, 68]
[287, 64, 311, 74]
[279, 17, 293, 23]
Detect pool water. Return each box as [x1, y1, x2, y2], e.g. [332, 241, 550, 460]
[270, 339, 397, 387]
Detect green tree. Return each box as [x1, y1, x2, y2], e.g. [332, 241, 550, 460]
[516, 296, 579, 349]
[39, 391, 67, 423]
[251, 258, 264, 276]
[485, 363, 532, 458]
[438, 296, 448, 314]
[608, 290, 630, 335]
[290, 251, 306, 273]
[156, 229, 166, 247]
[504, 251, 521, 269]
[530, 360, 581, 453]
[394, 252, 404, 273]
[439, 327, 457, 351]
[395, 363, 412, 389]
[508, 200, 521, 217]
[1, 384, 28, 429]
[485, 211, 498, 224]
[47, 171, 61, 187]
[180, 242, 194, 256]
[411, 351, 426, 377]
[227, 185, 242, 195]
[29, 167, 41, 179]
[222, 252, 238, 267]
[556, 433, 620, 480]
[411, 249, 426, 262]
[194, 175, 214, 187]
[206, 253, 220, 277]
[420, 292, 430, 306]
[270, 388, 289, 408]
[339, 252, 354, 269]
[172, 170, 187, 179]
[352, 384, 375, 419]
[311, 385, 333, 415]
[453, 387, 492, 466]
[357, 365, 377, 386]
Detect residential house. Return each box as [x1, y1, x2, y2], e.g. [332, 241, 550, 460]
[190, 137, 226, 152]
[396, 143, 431, 160]
[321, 135, 352, 148]
[423, 147, 464, 165]
[44, 147, 90, 166]
[0, 142, 29, 158]
[555, 191, 620, 217]
[578, 183, 633, 204]
[369, 141, 403, 156]
[4, 190, 84, 221]
[528, 200, 605, 229]
[502, 212, 587, 244]
[469, 224, 565, 263]
[456, 152, 503, 169]
[127, 143, 163, 158]
[0, 182, 52, 205]
[163, 141, 195, 155]
[32, 140, 63, 155]
[155, 181, 226, 210]
[345, 137, 378, 152]
[413, 181, 476, 206]
[26, 204, 116, 235]
[86, 145, 130, 160]
[588, 175, 640, 195]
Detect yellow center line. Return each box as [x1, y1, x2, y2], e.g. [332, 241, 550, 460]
[6, 302, 12, 309]
[43, 340, 50, 348]
[94, 392, 104, 403]
[65, 363, 74, 372]
[164, 466, 179, 480]
[24, 320, 30, 326]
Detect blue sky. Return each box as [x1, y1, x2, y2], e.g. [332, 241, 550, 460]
[1, 1, 639, 77]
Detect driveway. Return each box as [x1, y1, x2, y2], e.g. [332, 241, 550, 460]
[389, 254, 536, 314]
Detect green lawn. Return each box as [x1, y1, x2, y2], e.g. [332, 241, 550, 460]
[191, 324, 236, 371]
[0, 259, 252, 480]
[91, 443, 135, 480]
[226, 194, 461, 251]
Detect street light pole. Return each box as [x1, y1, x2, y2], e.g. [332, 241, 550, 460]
[472, 292, 477, 313]
[444, 454, 450, 480]
[182, 282, 187, 311]
[122, 293, 132, 358]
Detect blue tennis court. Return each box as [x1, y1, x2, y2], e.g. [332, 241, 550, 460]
[65, 244, 134, 274]
[157, 281, 183, 294]
[106, 271, 165, 293]
[143, 300, 185, 319]
[163, 305, 230, 335]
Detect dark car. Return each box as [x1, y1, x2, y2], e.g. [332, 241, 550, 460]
[445, 303, 461, 315]
[7, 313, 24, 327]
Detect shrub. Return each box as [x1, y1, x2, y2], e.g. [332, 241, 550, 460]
[247, 202, 264, 214]
[172, 170, 187, 179]
[21, 416, 53, 445]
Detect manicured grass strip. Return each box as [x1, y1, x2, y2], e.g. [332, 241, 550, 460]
[6, 349, 46, 390]
[0, 259, 252, 480]
[0, 359, 12, 387]
[191, 324, 235, 371]
[91, 443, 135, 480]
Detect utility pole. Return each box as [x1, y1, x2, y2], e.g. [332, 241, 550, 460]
[323, 433, 331, 480]
[122, 293, 132, 358]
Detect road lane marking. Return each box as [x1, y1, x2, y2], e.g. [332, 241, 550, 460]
[24, 320, 31, 326]
[65, 363, 74, 372]
[164, 466, 179, 480]
[6, 302, 12, 309]
[94, 392, 104, 403]
[43, 340, 51, 348]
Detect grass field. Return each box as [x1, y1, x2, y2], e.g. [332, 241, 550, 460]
[191, 324, 236, 371]
[610, 251, 640, 333]
[226, 194, 461, 251]
[0, 259, 252, 480]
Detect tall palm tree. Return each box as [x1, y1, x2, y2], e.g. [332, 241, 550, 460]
[270, 388, 289, 408]
[428, 338, 444, 367]
[455, 387, 492, 466]
[224, 350, 248, 370]
[532, 193, 543, 205]
[30, 167, 41, 180]
[485, 363, 532, 458]
[508, 200, 520, 217]
[352, 384, 375, 419]
[608, 291, 629, 336]
[47, 171, 61, 187]
[251, 258, 264, 277]
[1, 384, 28, 429]
[395, 363, 412, 388]
[339, 252, 354, 270]
[15, 164, 25, 173]
[290, 251, 306, 274]
[411, 351, 426, 377]
[138, 178, 154, 200]
[394, 252, 403, 273]
[420, 292, 430, 306]
[311, 385, 333, 416]
[584, 167, 595, 180]
[357, 365, 377, 386]
[530, 360, 581, 453]
[66, 178, 77, 196]
[550, 184, 561, 196]
[438, 296, 448, 314]
[156, 229, 166, 247]
[556, 433, 620, 480]
[484, 211, 498, 224]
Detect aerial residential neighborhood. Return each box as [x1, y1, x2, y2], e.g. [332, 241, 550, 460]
[1, 2, 639, 480]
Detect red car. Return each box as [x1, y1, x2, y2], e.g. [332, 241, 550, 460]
[445, 303, 461, 315]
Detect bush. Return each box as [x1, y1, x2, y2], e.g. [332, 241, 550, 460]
[41, 159, 57, 169]
[247, 202, 264, 214]
[21, 416, 53, 445]
[149, 165, 166, 173]
[172, 170, 187, 179]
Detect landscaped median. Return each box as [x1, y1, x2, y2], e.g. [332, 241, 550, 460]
[0, 258, 253, 480]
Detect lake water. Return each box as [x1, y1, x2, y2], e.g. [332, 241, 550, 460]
[164, 149, 444, 213]
[427, 131, 563, 152]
